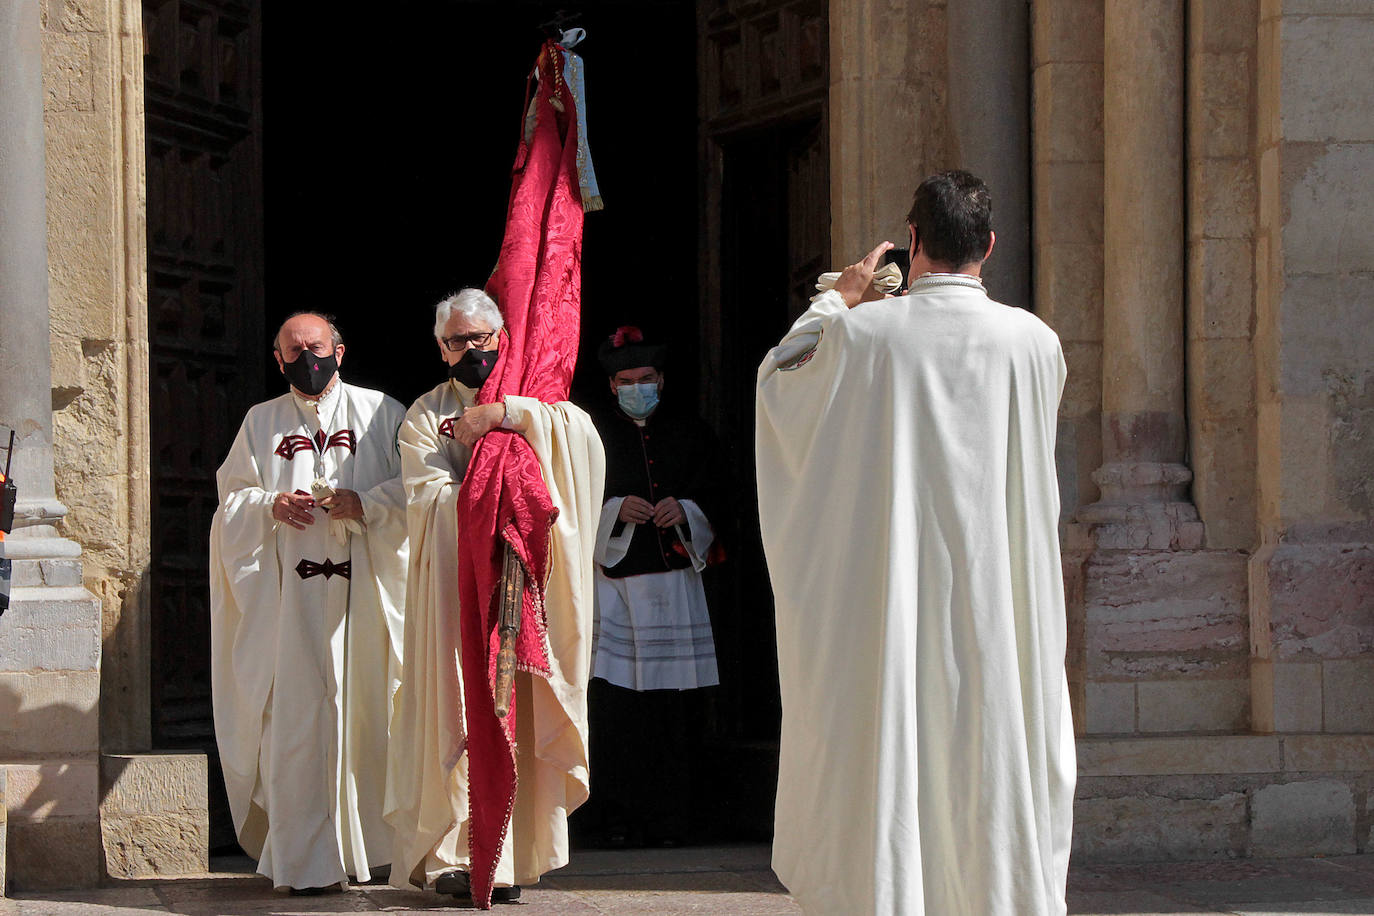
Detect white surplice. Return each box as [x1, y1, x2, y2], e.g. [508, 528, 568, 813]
[209, 381, 409, 889]
[591, 496, 719, 690]
[386, 380, 605, 889]
[756, 276, 1076, 916]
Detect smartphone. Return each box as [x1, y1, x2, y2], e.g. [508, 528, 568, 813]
[883, 247, 910, 291]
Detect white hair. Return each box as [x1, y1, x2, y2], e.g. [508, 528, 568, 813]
[434, 288, 504, 340]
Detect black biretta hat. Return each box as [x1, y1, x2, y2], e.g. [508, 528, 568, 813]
[597, 326, 667, 375]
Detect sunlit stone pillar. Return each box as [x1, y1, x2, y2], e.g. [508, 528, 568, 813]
[1077, 0, 1203, 549]
[0, 0, 105, 890]
[0, 0, 68, 541]
[948, 0, 1032, 309]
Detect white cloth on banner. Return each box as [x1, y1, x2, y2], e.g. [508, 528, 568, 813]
[209, 381, 408, 890]
[386, 380, 605, 889]
[591, 496, 719, 691]
[755, 276, 1076, 916]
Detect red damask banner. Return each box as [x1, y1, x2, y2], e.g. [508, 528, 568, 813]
[454, 40, 586, 910]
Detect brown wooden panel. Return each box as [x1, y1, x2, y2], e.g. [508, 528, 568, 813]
[695, 0, 829, 838]
[143, 0, 263, 849]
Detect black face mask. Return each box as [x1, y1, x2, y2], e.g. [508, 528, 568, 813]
[448, 347, 499, 389]
[282, 350, 338, 396]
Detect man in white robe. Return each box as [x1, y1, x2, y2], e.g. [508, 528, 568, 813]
[756, 170, 1075, 915]
[386, 289, 604, 901]
[209, 312, 408, 892]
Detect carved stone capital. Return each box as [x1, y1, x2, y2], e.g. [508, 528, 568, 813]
[1091, 461, 1193, 504]
[1076, 462, 1204, 549]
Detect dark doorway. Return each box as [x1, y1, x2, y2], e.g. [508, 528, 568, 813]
[692, 0, 829, 838]
[262, 1, 701, 408]
[695, 119, 829, 836]
[145, 0, 748, 850]
[146, 0, 826, 855]
[143, 0, 266, 850]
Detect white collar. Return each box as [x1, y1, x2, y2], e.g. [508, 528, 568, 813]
[292, 376, 343, 424]
[909, 272, 986, 292]
[449, 377, 480, 409]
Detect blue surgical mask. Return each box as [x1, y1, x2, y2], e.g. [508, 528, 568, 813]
[616, 382, 659, 419]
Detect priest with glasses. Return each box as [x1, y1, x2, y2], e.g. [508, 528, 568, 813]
[387, 288, 604, 903]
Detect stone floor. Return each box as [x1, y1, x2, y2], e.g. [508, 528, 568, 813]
[4, 846, 1374, 915]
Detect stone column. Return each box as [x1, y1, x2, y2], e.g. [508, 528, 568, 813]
[1077, 0, 1203, 550]
[0, 0, 105, 890]
[947, 0, 1032, 309]
[0, 0, 67, 538]
[829, 0, 952, 264]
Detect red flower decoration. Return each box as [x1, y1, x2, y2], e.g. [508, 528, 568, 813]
[610, 326, 644, 348]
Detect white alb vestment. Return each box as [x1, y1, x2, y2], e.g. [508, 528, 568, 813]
[756, 275, 1075, 915]
[209, 381, 408, 889]
[386, 380, 605, 889]
[592, 497, 719, 690]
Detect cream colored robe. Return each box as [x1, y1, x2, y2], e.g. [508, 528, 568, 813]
[756, 276, 1076, 916]
[209, 381, 408, 889]
[387, 380, 605, 889]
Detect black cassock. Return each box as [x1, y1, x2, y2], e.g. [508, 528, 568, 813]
[591, 398, 727, 577]
[580, 396, 729, 846]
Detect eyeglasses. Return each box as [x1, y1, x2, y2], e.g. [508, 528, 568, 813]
[441, 330, 496, 352]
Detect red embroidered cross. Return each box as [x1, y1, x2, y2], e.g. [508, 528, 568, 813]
[274, 429, 357, 459]
[274, 435, 315, 459]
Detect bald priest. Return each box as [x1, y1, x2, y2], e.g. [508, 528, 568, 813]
[209, 311, 409, 893]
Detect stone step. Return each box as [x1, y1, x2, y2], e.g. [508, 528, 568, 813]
[6, 556, 81, 589]
[100, 753, 209, 880]
[0, 756, 101, 891]
[0, 586, 100, 674]
[1075, 733, 1374, 863]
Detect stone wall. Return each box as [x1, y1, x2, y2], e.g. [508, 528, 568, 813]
[1075, 736, 1374, 862]
[100, 753, 207, 878]
[1, 767, 7, 893]
[40, 0, 151, 752]
[1250, 0, 1374, 734]
[828, 0, 952, 264]
[1031, 0, 1104, 524]
[1188, 0, 1259, 552]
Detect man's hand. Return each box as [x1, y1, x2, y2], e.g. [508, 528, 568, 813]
[618, 495, 655, 524]
[453, 402, 506, 448]
[833, 241, 896, 308]
[652, 496, 685, 528]
[319, 488, 364, 521]
[272, 491, 316, 530]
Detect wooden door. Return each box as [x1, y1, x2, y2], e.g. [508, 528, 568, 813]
[143, 0, 264, 848]
[696, 0, 830, 838]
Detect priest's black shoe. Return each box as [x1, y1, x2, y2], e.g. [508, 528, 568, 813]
[288, 884, 342, 896]
[356, 864, 391, 885]
[434, 869, 471, 898]
[433, 871, 520, 903]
